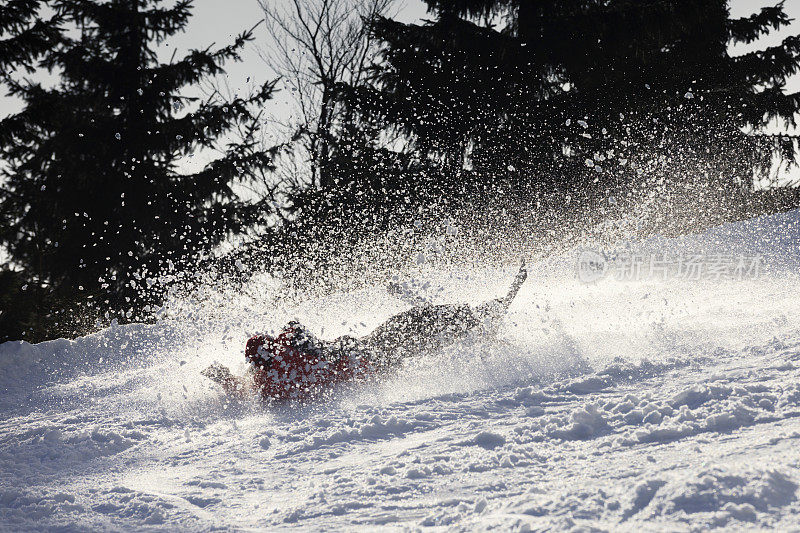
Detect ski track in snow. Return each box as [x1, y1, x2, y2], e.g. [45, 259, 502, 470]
[2, 210, 800, 531]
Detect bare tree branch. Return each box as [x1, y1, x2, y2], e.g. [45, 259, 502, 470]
[258, 0, 397, 189]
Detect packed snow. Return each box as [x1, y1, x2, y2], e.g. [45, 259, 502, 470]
[1, 210, 800, 531]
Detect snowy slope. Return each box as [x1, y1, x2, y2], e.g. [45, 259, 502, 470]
[1, 210, 800, 531]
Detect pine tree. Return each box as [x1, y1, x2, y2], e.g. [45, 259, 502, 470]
[0, 0, 277, 331]
[0, 0, 61, 77]
[356, 1, 800, 207]
[1, 0, 63, 342]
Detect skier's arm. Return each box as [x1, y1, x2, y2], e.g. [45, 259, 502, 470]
[202, 363, 254, 398]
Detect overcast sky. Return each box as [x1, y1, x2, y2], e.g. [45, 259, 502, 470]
[1, 0, 798, 133]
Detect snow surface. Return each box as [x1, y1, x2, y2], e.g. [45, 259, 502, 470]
[2, 210, 800, 531]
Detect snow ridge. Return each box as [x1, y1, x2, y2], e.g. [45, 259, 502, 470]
[1, 209, 800, 530]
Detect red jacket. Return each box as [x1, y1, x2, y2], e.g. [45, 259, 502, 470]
[245, 325, 372, 400]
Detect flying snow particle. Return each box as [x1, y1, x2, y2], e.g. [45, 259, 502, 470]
[566, 119, 571, 126]
[578, 120, 588, 129]
[585, 159, 595, 168]
[115, 133, 121, 140]
[684, 91, 694, 99]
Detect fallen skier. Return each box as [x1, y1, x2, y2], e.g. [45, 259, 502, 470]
[202, 261, 528, 401]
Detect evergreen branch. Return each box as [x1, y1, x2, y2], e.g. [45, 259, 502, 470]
[0, 0, 43, 32]
[732, 34, 800, 87]
[0, 9, 63, 74]
[727, 2, 790, 44]
[742, 87, 800, 128]
[56, 0, 193, 42]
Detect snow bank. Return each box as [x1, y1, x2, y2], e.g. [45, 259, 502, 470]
[644, 467, 798, 527]
[1, 208, 799, 530]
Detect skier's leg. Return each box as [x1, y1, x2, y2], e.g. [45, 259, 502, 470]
[501, 259, 528, 309]
[474, 259, 528, 331]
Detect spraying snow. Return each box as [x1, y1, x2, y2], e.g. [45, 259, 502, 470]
[1, 210, 800, 530]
